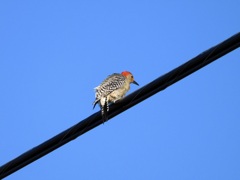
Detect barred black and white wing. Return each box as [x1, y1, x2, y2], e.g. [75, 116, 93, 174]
[93, 73, 125, 109]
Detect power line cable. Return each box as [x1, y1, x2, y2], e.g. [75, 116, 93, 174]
[0, 32, 240, 179]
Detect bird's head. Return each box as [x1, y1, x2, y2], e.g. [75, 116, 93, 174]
[121, 71, 139, 86]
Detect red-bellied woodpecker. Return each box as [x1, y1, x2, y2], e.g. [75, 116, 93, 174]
[93, 71, 139, 122]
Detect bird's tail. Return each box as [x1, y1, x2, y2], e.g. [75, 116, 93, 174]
[93, 98, 108, 123]
[102, 98, 108, 123]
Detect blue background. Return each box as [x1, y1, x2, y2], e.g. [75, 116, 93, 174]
[1, 1, 240, 179]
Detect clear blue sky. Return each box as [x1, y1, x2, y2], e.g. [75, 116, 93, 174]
[1, 1, 240, 179]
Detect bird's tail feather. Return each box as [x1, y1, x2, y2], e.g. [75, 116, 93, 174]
[93, 99, 99, 109]
[102, 98, 108, 123]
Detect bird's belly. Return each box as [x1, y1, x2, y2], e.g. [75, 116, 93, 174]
[109, 88, 128, 102]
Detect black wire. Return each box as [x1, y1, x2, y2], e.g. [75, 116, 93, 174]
[0, 32, 240, 179]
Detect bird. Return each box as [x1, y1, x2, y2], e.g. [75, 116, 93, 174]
[93, 71, 139, 122]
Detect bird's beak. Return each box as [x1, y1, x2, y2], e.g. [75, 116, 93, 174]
[132, 80, 139, 86]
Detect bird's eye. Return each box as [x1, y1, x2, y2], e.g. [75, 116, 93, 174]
[131, 75, 133, 78]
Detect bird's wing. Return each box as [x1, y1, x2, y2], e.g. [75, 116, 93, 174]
[95, 73, 125, 98]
